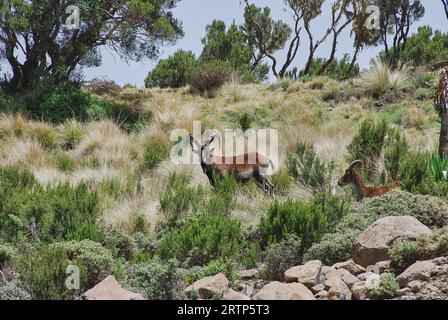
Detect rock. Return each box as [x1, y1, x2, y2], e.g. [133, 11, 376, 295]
[332, 260, 365, 275]
[239, 269, 259, 280]
[315, 290, 328, 300]
[235, 280, 255, 297]
[253, 282, 315, 300]
[327, 279, 352, 300]
[341, 274, 360, 289]
[407, 280, 423, 293]
[375, 261, 391, 274]
[82, 275, 144, 300]
[325, 268, 352, 288]
[352, 216, 432, 267]
[351, 281, 367, 300]
[284, 260, 322, 287]
[320, 266, 335, 276]
[396, 288, 412, 297]
[184, 273, 229, 299]
[223, 288, 250, 300]
[397, 260, 436, 287]
[311, 284, 325, 294]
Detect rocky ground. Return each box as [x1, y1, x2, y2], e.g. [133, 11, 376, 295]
[80, 214, 448, 300]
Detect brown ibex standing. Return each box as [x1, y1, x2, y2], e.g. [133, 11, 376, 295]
[189, 133, 274, 195]
[338, 160, 398, 201]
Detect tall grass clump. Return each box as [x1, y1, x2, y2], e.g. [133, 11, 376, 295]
[359, 59, 410, 97]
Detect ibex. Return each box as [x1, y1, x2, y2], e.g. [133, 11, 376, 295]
[338, 160, 399, 201]
[189, 133, 274, 195]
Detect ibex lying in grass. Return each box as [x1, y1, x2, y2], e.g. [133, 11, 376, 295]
[189, 133, 274, 195]
[338, 160, 399, 201]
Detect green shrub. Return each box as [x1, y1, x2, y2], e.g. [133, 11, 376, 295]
[399, 152, 433, 194]
[259, 195, 347, 250]
[0, 281, 31, 300]
[305, 190, 448, 265]
[101, 227, 137, 261]
[238, 112, 252, 132]
[347, 119, 388, 180]
[159, 173, 204, 228]
[261, 235, 302, 281]
[51, 240, 115, 288]
[0, 243, 14, 267]
[398, 26, 448, 67]
[126, 257, 184, 300]
[383, 128, 408, 181]
[143, 138, 170, 170]
[286, 141, 335, 195]
[156, 213, 245, 266]
[145, 50, 197, 88]
[301, 55, 359, 80]
[58, 120, 85, 150]
[415, 87, 433, 100]
[189, 61, 231, 97]
[366, 273, 399, 300]
[429, 153, 448, 181]
[188, 259, 238, 285]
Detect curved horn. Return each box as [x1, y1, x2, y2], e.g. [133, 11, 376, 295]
[189, 133, 201, 149]
[349, 160, 363, 169]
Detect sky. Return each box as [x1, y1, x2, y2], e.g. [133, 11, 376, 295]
[2, 0, 448, 87]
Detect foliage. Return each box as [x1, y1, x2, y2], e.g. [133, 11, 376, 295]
[0, 281, 31, 300]
[126, 257, 185, 300]
[259, 194, 347, 250]
[346, 119, 389, 181]
[366, 273, 399, 300]
[156, 213, 245, 266]
[383, 128, 409, 181]
[394, 26, 448, 67]
[188, 259, 238, 285]
[189, 60, 232, 97]
[301, 55, 360, 80]
[305, 190, 448, 265]
[286, 141, 335, 195]
[429, 153, 448, 181]
[390, 230, 448, 273]
[145, 50, 197, 88]
[0, 243, 14, 267]
[159, 173, 204, 229]
[1, 0, 183, 92]
[261, 235, 302, 281]
[143, 138, 170, 170]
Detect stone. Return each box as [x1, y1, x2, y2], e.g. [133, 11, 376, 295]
[332, 260, 365, 275]
[253, 282, 315, 300]
[320, 266, 335, 276]
[396, 287, 412, 297]
[341, 273, 360, 289]
[327, 278, 352, 300]
[184, 273, 229, 299]
[238, 269, 259, 280]
[82, 275, 145, 300]
[325, 268, 352, 289]
[351, 281, 367, 300]
[407, 280, 423, 293]
[397, 260, 436, 288]
[284, 260, 322, 287]
[375, 261, 391, 274]
[352, 216, 432, 267]
[311, 284, 325, 294]
[315, 290, 328, 300]
[222, 288, 250, 300]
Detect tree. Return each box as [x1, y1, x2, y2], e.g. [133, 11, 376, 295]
[0, 0, 183, 92]
[241, 1, 299, 79]
[376, 0, 425, 65]
[442, 0, 448, 21]
[200, 19, 268, 81]
[145, 50, 197, 88]
[302, 0, 356, 75]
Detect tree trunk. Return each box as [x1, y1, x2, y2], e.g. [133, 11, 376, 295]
[440, 112, 448, 159]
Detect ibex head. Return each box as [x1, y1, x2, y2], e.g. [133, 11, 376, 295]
[189, 132, 219, 166]
[338, 160, 363, 187]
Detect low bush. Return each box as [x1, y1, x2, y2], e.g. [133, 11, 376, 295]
[187, 259, 238, 285]
[189, 61, 232, 97]
[366, 273, 399, 300]
[301, 55, 359, 80]
[259, 194, 347, 250]
[286, 141, 335, 195]
[156, 213, 245, 266]
[126, 257, 184, 300]
[261, 235, 302, 281]
[0, 243, 14, 267]
[143, 138, 170, 170]
[304, 190, 448, 265]
[0, 281, 31, 300]
[159, 174, 204, 229]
